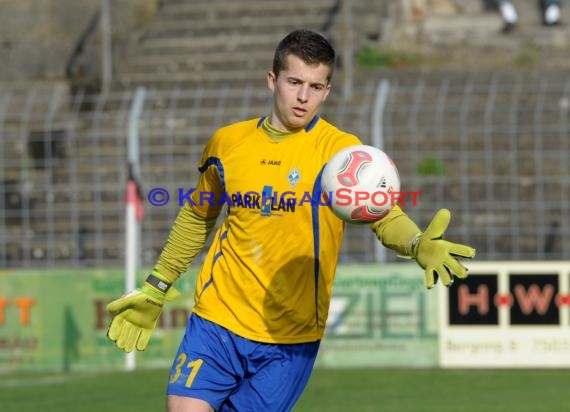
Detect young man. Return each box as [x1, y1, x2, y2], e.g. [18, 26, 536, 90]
[106, 29, 475, 411]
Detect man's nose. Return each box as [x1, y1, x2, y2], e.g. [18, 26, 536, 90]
[297, 85, 309, 103]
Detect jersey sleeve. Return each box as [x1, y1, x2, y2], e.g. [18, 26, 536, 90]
[325, 132, 362, 160]
[189, 131, 226, 219]
[370, 205, 421, 256]
[154, 130, 227, 281]
[154, 203, 218, 281]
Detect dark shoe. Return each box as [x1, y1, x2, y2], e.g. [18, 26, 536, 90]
[502, 21, 517, 34]
[543, 18, 562, 27]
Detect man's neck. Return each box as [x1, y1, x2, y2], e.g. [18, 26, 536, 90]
[262, 116, 302, 141]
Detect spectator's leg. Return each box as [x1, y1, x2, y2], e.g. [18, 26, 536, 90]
[497, 0, 518, 33]
[541, 0, 562, 25]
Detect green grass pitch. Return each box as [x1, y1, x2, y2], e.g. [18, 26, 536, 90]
[1, 367, 568, 411]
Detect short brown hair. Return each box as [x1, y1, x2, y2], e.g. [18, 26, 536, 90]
[272, 29, 335, 83]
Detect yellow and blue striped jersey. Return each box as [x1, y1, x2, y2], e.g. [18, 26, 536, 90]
[190, 116, 361, 344]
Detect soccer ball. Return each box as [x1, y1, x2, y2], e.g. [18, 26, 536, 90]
[321, 145, 401, 224]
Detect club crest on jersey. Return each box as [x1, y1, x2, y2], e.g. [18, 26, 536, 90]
[288, 167, 301, 188]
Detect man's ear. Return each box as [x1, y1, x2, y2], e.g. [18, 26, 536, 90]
[267, 71, 276, 92]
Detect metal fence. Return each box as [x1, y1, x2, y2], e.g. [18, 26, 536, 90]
[0, 73, 569, 268]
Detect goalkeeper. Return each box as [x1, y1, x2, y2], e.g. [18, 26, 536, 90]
[106, 29, 475, 412]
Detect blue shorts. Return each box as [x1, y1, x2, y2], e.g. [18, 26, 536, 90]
[166, 313, 320, 411]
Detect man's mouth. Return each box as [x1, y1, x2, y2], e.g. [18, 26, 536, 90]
[292, 107, 307, 116]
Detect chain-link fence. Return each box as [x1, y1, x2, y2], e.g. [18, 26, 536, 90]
[1, 73, 569, 268]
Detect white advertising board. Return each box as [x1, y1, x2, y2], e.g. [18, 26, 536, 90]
[439, 262, 570, 368]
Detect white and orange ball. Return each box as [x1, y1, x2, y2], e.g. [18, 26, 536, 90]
[321, 145, 401, 224]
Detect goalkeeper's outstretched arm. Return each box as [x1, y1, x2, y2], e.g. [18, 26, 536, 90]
[371, 206, 475, 289]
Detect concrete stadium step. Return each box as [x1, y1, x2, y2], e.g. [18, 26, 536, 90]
[49, 161, 124, 185]
[113, 0, 340, 93]
[71, 110, 271, 138]
[139, 14, 332, 40]
[29, 213, 122, 235]
[0, 81, 71, 126]
[417, 2, 570, 50]
[134, 33, 285, 55]
[119, 70, 268, 89]
[72, 236, 177, 264]
[24, 185, 123, 207]
[116, 76, 247, 90]
[94, 87, 271, 110]
[49, 161, 205, 193]
[71, 236, 124, 261]
[157, 0, 337, 20]
[72, 87, 268, 116]
[123, 50, 272, 75]
[9, 239, 79, 262]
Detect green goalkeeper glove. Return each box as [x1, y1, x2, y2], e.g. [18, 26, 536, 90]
[106, 273, 179, 352]
[412, 209, 476, 289]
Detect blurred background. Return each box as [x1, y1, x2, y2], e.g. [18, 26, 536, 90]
[1, 0, 570, 410]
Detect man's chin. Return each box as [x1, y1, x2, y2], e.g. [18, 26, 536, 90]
[286, 118, 308, 130]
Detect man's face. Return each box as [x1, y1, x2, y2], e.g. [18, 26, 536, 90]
[267, 54, 332, 131]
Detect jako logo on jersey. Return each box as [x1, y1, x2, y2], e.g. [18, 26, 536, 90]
[260, 159, 281, 166]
